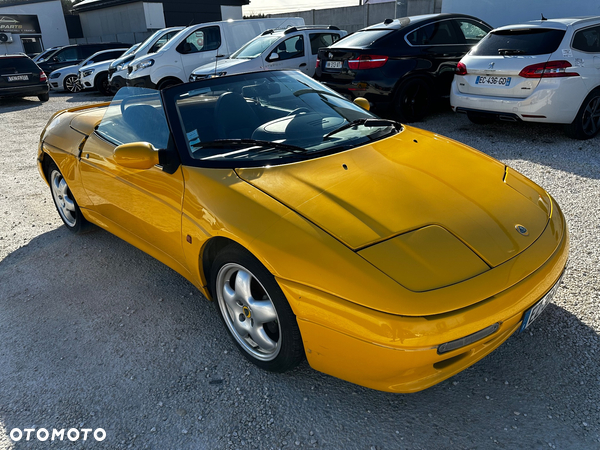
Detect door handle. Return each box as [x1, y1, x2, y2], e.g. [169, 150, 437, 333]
[216, 54, 225, 58]
[299, 63, 307, 67]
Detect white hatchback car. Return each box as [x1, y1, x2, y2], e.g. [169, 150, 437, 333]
[450, 17, 600, 139]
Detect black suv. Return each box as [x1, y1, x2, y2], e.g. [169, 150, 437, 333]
[38, 43, 131, 75]
[315, 14, 491, 122]
[0, 55, 49, 102]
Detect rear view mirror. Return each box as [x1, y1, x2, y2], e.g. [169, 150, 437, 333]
[353, 97, 370, 111]
[113, 142, 159, 169]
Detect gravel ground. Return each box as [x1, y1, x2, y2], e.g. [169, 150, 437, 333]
[0, 92, 599, 450]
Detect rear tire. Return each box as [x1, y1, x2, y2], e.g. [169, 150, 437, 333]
[157, 78, 181, 90]
[565, 88, 600, 140]
[38, 93, 49, 102]
[467, 111, 494, 125]
[393, 78, 431, 123]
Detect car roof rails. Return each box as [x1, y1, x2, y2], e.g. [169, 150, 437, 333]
[260, 29, 275, 36]
[283, 25, 340, 34]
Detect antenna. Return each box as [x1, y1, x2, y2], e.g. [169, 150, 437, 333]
[541, 13, 547, 21]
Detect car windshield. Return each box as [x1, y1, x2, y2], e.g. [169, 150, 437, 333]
[96, 87, 170, 150]
[230, 35, 281, 59]
[122, 43, 141, 57]
[471, 28, 566, 56]
[165, 71, 400, 167]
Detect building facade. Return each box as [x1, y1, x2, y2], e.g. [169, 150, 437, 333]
[0, 0, 69, 55]
[73, 0, 249, 44]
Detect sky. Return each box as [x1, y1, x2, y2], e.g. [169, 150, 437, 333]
[242, 0, 360, 16]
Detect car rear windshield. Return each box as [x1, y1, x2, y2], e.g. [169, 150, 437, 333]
[0, 57, 38, 72]
[471, 28, 566, 56]
[331, 29, 393, 48]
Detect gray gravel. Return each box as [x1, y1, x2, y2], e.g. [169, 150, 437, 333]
[0, 92, 599, 449]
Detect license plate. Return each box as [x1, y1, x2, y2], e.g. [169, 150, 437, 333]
[475, 76, 511, 87]
[7, 75, 29, 81]
[519, 273, 563, 332]
[325, 61, 342, 69]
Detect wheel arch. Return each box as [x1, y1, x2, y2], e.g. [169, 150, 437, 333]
[157, 76, 183, 90]
[391, 73, 435, 101]
[200, 236, 248, 300]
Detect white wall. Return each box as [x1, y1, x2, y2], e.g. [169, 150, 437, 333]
[221, 5, 243, 20]
[442, 0, 600, 28]
[0, 0, 69, 54]
[79, 1, 164, 44]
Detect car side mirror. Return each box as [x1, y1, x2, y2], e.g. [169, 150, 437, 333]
[268, 52, 279, 61]
[353, 97, 370, 111]
[113, 142, 159, 169]
[52, 56, 59, 62]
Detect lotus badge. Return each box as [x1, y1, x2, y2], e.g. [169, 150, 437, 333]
[515, 224, 529, 236]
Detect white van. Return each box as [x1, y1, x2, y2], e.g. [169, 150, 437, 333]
[126, 17, 304, 90]
[108, 27, 184, 93]
[190, 26, 346, 80]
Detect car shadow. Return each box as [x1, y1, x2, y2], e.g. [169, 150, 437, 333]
[0, 227, 597, 448]
[0, 97, 44, 111]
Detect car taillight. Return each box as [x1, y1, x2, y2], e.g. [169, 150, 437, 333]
[40, 71, 47, 82]
[348, 55, 388, 70]
[316, 58, 320, 68]
[519, 60, 579, 78]
[456, 62, 467, 75]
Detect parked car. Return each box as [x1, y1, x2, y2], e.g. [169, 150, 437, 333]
[190, 25, 346, 80]
[78, 48, 132, 95]
[38, 42, 131, 76]
[315, 13, 492, 122]
[108, 28, 183, 93]
[32, 46, 62, 63]
[0, 54, 48, 102]
[451, 17, 600, 139]
[126, 17, 304, 89]
[49, 48, 129, 93]
[38, 70, 568, 393]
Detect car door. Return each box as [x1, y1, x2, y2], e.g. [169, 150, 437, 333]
[78, 89, 187, 269]
[178, 25, 222, 79]
[308, 33, 342, 76]
[45, 46, 81, 73]
[263, 34, 309, 74]
[571, 24, 600, 92]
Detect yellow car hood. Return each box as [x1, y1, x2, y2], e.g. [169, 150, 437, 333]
[237, 126, 550, 274]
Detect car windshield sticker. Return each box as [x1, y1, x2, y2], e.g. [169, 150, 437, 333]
[562, 48, 573, 58]
[186, 129, 201, 146]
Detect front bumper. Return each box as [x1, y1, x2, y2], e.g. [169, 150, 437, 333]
[126, 74, 156, 89]
[279, 197, 569, 393]
[450, 77, 585, 124]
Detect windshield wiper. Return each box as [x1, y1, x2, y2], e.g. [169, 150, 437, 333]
[498, 48, 525, 55]
[191, 139, 307, 154]
[324, 118, 401, 139]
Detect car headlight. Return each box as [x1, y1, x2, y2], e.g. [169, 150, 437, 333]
[132, 59, 154, 72]
[81, 69, 94, 78]
[50, 72, 61, 79]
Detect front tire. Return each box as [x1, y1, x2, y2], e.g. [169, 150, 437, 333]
[47, 160, 91, 234]
[210, 246, 304, 372]
[95, 72, 111, 96]
[565, 88, 600, 140]
[393, 78, 432, 123]
[63, 74, 82, 93]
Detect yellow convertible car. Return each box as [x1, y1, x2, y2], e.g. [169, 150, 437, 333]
[38, 70, 568, 393]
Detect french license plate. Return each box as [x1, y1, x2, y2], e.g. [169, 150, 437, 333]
[8, 75, 28, 81]
[519, 273, 563, 332]
[325, 61, 342, 69]
[475, 76, 511, 86]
